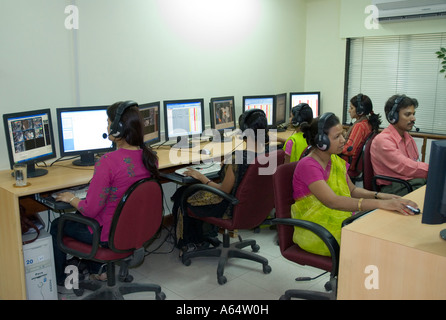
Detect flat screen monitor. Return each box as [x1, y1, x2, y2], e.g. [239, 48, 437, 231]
[56, 105, 115, 166]
[209, 96, 235, 142]
[274, 93, 287, 129]
[163, 98, 205, 148]
[139, 101, 161, 146]
[290, 92, 320, 118]
[242, 95, 276, 127]
[422, 140, 446, 239]
[3, 108, 56, 177]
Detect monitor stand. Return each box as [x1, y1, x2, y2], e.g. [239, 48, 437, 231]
[73, 153, 96, 166]
[440, 229, 446, 241]
[217, 131, 232, 143]
[172, 136, 195, 149]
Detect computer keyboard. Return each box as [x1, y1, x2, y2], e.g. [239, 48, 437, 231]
[51, 185, 89, 200]
[175, 162, 221, 177]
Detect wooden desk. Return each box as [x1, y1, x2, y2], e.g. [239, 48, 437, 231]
[338, 186, 446, 299]
[0, 130, 291, 300]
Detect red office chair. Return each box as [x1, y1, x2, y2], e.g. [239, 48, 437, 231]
[362, 132, 413, 193]
[269, 161, 339, 300]
[180, 150, 285, 285]
[57, 178, 166, 300]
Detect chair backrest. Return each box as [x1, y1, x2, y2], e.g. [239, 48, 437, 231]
[272, 161, 298, 253]
[109, 178, 163, 253]
[348, 130, 376, 179]
[362, 132, 378, 191]
[231, 149, 285, 229]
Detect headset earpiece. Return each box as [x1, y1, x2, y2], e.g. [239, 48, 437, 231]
[291, 103, 310, 127]
[315, 112, 334, 151]
[109, 100, 138, 138]
[387, 94, 406, 124]
[239, 108, 266, 132]
[356, 94, 364, 116]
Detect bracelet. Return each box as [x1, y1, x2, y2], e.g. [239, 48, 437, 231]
[68, 196, 76, 204]
[374, 192, 379, 199]
[358, 198, 364, 212]
[205, 179, 212, 185]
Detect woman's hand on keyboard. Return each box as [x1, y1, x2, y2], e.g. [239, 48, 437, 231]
[55, 191, 76, 203]
[183, 168, 208, 184]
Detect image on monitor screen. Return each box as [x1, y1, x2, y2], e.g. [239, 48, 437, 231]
[163, 98, 205, 148]
[274, 93, 287, 130]
[209, 96, 235, 142]
[139, 102, 161, 146]
[242, 95, 276, 127]
[290, 92, 320, 118]
[3, 108, 56, 178]
[57, 105, 115, 166]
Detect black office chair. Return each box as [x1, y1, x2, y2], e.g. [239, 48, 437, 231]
[57, 178, 166, 300]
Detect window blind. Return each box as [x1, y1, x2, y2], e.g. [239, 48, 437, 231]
[345, 33, 446, 135]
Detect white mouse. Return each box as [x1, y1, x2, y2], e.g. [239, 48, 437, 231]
[200, 149, 211, 155]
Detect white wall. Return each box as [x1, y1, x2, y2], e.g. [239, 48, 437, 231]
[0, 0, 307, 170]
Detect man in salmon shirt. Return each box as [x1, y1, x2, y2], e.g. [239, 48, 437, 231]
[371, 94, 429, 196]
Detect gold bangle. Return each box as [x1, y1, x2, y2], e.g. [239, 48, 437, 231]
[69, 196, 76, 204]
[358, 198, 364, 212]
[205, 179, 212, 185]
[374, 192, 379, 199]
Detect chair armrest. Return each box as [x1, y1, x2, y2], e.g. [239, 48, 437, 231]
[267, 218, 340, 276]
[180, 183, 239, 215]
[56, 212, 101, 260]
[372, 175, 413, 193]
[341, 210, 374, 227]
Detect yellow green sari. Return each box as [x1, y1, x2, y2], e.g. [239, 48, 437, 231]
[291, 154, 352, 256]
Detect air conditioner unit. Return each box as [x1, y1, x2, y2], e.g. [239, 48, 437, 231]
[372, 0, 446, 22]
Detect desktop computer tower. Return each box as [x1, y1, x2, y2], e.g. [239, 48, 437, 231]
[22, 230, 58, 300]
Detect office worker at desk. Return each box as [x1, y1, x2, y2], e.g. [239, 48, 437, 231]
[172, 109, 269, 254]
[291, 113, 419, 256]
[371, 94, 428, 196]
[50, 101, 159, 285]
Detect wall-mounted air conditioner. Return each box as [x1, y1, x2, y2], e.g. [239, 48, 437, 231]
[372, 0, 446, 22]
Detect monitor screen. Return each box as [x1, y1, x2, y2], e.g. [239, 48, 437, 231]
[3, 108, 56, 177]
[422, 140, 446, 229]
[290, 92, 320, 118]
[242, 95, 276, 127]
[139, 102, 161, 146]
[275, 93, 287, 127]
[163, 98, 205, 141]
[56, 105, 115, 166]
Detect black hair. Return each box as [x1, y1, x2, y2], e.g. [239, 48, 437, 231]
[238, 110, 269, 144]
[108, 102, 160, 179]
[302, 114, 340, 148]
[384, 94, 419, 119]
[350, 94, 382, 132]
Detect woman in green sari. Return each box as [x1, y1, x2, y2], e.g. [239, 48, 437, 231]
[292, 113, 420, 256]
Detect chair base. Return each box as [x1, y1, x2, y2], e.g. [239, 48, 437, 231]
[181, 231, 271, 285]
[72, 261, 166, 300]
[279, 277, 337, 300]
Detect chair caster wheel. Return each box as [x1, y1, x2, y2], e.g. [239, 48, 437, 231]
[324, 281, 332, 291]
[263, 264, 272, 274]
[156, 292, 166, 300]
[251, 244, 260, 252]
[182, 258, 191, 266]
[279, 295, 289, 300]
[73, 288, 84, 297]
[218, 275, 227, 285]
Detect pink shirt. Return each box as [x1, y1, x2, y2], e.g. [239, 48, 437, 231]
[292, 156, 350, 200]
[78, 148, 152, 242]
[370, 125, 428, 185]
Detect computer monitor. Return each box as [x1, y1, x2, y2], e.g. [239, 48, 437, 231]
[290, 92, 320, 118]
[56, 105, 115, 166]
[209, 96, 235, 142]
[139, 102, 161, 146]
[274, 93, 287, 130]
[421, 140, 446, 239]
[242, 95, 276, 127]
[3, 108, 56, 178]
[163, 98, 205, 148]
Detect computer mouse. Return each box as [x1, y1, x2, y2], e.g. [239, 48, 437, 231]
[200, 149, 211, 155]
[405, 205, 420, 215]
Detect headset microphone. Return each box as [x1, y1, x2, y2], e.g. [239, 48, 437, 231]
[102, 133, 108, 139]
[347, 146, 353, 152]
[413, 124, 420, 132]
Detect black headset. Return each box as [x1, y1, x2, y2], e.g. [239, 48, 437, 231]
[291, 103, 311, 127]
[109, 100, 138, 138]
[356, 93, 365, 116]
[315, 112, 334, 151]
[239, 108, 266, 132]
[387, 94, 406, 124]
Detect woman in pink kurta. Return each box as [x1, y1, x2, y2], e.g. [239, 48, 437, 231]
[51, 101, 159, 286]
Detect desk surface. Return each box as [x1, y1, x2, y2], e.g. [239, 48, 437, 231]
[338, 186, 446, 299]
